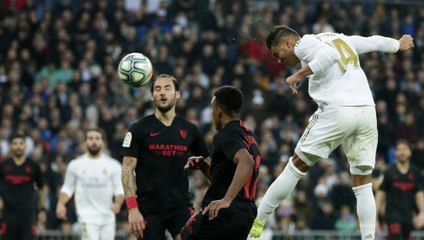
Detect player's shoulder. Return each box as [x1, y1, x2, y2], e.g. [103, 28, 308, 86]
[215, 122, 241, 139]
[68, 154, 87, 166]
[384, 164, 398, 175]
[409, 165, 422, 176]
[129, 114, 155, 128]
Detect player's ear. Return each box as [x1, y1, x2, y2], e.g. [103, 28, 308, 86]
[216, 105, 223, 116]
[175, 90, 181, 99]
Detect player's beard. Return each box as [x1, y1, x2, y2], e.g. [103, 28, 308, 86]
[155, 97, 176, 113]
[11, 149, 25, 158]
[87, 146, 101, 156]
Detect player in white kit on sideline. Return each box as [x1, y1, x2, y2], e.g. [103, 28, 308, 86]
[249, 25, 414, 240]
[56, 128, 124, 240]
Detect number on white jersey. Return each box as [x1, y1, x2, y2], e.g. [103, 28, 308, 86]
[332, 38, 359, 73]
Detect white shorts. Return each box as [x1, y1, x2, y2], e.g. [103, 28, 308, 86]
[80, 221, 115, 240]
[295, 105, 377, 173]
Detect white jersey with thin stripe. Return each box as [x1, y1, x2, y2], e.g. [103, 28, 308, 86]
[61, 153, 124, 225]
[294, 33, 399, 106]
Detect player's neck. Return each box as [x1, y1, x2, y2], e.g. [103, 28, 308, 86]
[396, 161, 410, 174]
[221, 116, 238, 128]
[12, 156, 26, 166]
[87, 152, 102, 159]
[155, 110, 176, 126]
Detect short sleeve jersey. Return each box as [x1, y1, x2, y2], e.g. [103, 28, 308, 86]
[121, 115, 209, 213]
[379, 164, 424, 222]
[0, 158, 43, 220]
[202, 120, 261, 206]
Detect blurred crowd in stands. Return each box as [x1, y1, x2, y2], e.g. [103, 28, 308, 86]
[0, 0, 423, 236]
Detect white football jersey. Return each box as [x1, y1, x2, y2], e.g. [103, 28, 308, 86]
[61, 153, 124, 225]
[294, 33, 399, 106]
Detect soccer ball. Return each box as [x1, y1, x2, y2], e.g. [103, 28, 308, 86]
[118, 52, 153, 87]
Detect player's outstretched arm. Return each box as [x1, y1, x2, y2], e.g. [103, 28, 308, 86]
[202, 149, 254, 220]
[122, 156, 145, 238]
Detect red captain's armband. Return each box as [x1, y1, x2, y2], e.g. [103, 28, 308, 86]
[126, 196, 138, 209]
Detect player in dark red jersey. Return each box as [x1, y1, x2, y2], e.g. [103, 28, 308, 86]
[120, 74, 210, 240]
[0, 133, 45, 240]
[376, 139, 424, 240]
[180, 85, 262, 240]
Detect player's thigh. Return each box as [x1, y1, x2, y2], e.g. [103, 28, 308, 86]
[1, 221, 19, 240]
[295, 106, 347, 166]
[142, 212, 167, 240]
[167, 205, 194, 238]
[80, 222, 101, 240]
[17, 223, 35, 240]
[181, 204, 254, 240]
[401, 222, 413, 240]
[342, 106, 377, 173]
[387, 221, 404, 240]
[99, 221, 116, 240]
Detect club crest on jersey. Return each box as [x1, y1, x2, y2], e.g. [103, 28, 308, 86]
[122, 132, 132, 147]
[179, 130, 187, 139]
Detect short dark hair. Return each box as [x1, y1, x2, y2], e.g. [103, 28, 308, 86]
[266, 25, 300, 49]
[396, 139, 410, 147]
[85, 128, 105, 140]
[10, 133, 26, 142]
[150, 74, 180, 93]
[214, 86, 244, 115]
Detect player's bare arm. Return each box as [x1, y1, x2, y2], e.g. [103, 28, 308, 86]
[39, 185, 48, 210]
[202, 149, 254, 220]
[415, 191, 424, 228]
[56, 192, 71, 220]
[398, 35, 414, 51]
[184, 156, 212, 180]
[375, 190, 386, 231]
[112, 195, 125, 214]
[122, 156, 145, 238]
[286, 65, 313, 94]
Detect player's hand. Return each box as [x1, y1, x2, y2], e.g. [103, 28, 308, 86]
[202, 198, 231, 220]
[111, 203, 121, 214]
[184, 156, 204, 170]
[286, 74, 303, 94]
[128, 208, 146, 238]
[56, 204, 67, 220]
[398, 35, 414, 51]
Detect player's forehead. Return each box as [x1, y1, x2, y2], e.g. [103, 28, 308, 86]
[11, 138, 25, 144]
[154, 77, 174, 89]
[86, 131, 102, 138]
[270, 45, 283, 54]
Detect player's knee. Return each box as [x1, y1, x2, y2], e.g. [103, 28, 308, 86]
[350, 165, 373, 175]
[350, 165, 373, 187]
[291, 155, 310, 172]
